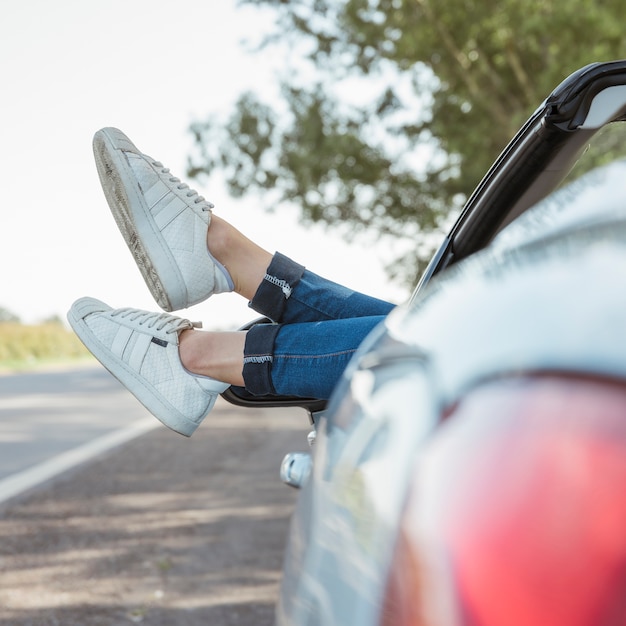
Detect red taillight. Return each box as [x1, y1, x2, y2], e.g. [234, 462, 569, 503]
[381, 375, 626, 626]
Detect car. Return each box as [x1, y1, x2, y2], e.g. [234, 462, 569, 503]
[225, 60, 626, 625]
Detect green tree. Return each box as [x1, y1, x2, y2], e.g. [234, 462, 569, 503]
[188, 0, 626, 284]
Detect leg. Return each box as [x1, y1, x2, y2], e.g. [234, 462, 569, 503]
[204, 214, 271, 302]
[94, 127, 396, 320]
[179, 328, 246, 387]
[241, 316, 386, 399]
[178, 314, 386, 399]
[68, 297, 382, 438]
[248, 252, 395, 324]
[208, 221, 395, 322]
[178, 314, 385, 399]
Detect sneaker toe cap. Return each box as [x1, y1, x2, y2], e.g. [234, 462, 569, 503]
[68, 297, 111, 321]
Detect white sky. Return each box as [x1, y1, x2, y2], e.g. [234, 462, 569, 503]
[0, 0, 409, 328]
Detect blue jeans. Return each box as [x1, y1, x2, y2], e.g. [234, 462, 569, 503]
[241, 253, 395, 399]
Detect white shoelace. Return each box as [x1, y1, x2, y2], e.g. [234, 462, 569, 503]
[152, 160, 214, 210]
[111, 308, 203, 334]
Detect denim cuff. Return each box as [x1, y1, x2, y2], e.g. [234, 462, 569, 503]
[242, 323, 282, 396]
[249, 252, 305, 322]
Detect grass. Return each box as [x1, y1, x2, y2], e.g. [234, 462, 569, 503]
[0, 321, 92, 372]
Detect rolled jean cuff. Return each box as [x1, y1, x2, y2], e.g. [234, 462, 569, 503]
[249, 252, 306, 322]
[242, 323, 282, 396]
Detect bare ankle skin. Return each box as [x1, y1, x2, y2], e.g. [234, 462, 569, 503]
[179, 328, 246, 386]
[207, 214, 273, 301]
[178, 214, 273, 387]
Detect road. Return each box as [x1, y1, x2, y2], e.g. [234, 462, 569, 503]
[0, 365, 309, 625]
[0, 364, 157, 503]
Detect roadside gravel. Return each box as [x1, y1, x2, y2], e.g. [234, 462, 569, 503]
[0, 401, 309, 626]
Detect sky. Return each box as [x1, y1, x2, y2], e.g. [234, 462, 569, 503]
[0, 0, 410, 329]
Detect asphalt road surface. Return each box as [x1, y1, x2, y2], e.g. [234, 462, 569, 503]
[0, 365, 155, 480]
[0, 365, 310, 625]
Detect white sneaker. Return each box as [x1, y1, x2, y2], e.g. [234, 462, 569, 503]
[68, 297, 229, 437]
[93, 127, 234, 312]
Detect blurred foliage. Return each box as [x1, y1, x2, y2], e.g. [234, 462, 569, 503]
[188, 0, 626, 285]
[0, 321, 89, 369]
[0, 307, 20, 323]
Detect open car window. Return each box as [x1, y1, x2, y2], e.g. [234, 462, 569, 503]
[413, 60, 626, 298]
[491, 123, 626, 251]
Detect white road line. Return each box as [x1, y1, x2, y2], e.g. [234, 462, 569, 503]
[0, 417, 158, 506]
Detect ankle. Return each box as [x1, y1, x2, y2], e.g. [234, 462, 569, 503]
[207, 214, 273, 300]
[179, 329, 246, 386]
[179, 329, 204, 375]
[207, 214, 239, 274]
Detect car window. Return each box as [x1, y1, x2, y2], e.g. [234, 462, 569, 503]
[561, 121, 626, 184]
[490, 122, 626, 252]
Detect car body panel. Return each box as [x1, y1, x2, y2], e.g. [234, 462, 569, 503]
[278, 167, 626, 625]
[275, 60, 626, 625]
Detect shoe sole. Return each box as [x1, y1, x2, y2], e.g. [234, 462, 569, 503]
[67, 300, 203, 437]
[93, 128, 183, 312]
